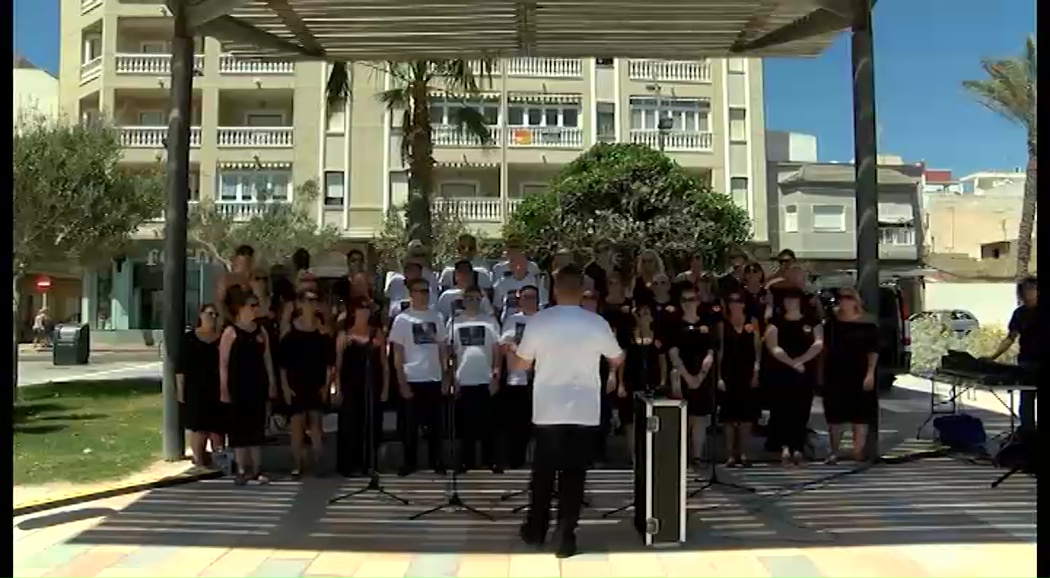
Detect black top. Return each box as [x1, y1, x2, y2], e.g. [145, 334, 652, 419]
[718, 273, 744, 298]
[1009, 305, 1038, 364]
[740, 286, 768, 325]
[632, 277, 656, 307]
[340, 332, 385, 394]
[825, 320, 878, 386]
[228, 324, 269, 401]
[670, 316, 716, 375]
[624, 336, 663, 393]
[720, 317, 760, 385]
[280, 326, 334, 394]
[177, 330, 220, 389]
[601, 298, 636, 349]
[769, 287, 822, 321]
[583, 261, 609, 298]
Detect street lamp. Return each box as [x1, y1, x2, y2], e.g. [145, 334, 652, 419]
[645, 78, 673, 152]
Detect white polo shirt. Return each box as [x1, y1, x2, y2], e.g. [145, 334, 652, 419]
[501, 310, 535, 386]
[438, 262, 494, 292]
[515, 305, 623, 426]
[494, 273, 547, 323]
[436, 288, 495, 322]
[384, 270, 439, 305]
[389, 306, 446, 383]
[446, 313, 500, 386]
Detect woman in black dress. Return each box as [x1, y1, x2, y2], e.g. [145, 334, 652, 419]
[822, 289, 878, 463]
[631, 249, 665, 306]
[620, 301, 666, 458]
[334, 298, 390, 477]
[717, 293, 762, 467]
[176, 304, 224, 468]
[279, 290, 335, 477]
[599, 270, 634, 444]
[219, 286, 277, 485]
[668, 285, 716, 468]
[764, 288, 824, 466]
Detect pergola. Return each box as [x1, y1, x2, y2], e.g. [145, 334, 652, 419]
[158, 0, 881, 459]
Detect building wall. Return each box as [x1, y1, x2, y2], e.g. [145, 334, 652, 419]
[14, 68, 60, 123]
[924, 192, 1036, 258]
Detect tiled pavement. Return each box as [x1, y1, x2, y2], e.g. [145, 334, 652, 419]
[13, 458, 1036, 577]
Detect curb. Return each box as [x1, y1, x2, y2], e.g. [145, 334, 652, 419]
[13, 469, 222, 518]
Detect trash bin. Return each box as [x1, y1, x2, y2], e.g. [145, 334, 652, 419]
[52, 323, 90, 366]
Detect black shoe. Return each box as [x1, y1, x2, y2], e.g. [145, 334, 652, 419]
[432, 465, 448, 475]
[455, 465, 469, 474]
[554, 533, 578, 559]
[490, 465, 505, 474]
[398, 465, 417, 477]
[518, 524, 546, 547]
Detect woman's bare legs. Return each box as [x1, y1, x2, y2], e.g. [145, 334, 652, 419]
[308, 411, 325, 473]
[688, 415, 709, 466]
[724, 423, 739, 465]
[738, 422, 753, 465]
[289, 414, 307, 475]
[826, 424, 842, 463]
[189, 432, 208, 466]
[851, 423, 868, 462]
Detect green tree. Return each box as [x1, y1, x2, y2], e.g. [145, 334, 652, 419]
[189, 180, 340, 269]
[13, 116, 164, 395]
[326, 60, 494, 250]
[374, 203, 481, 272]
[963, 36, 1037, 277]
[503, 143, 752, 268]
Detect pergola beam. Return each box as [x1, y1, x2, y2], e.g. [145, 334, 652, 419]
[198, 14, 323, 57]
[175, 0, 251, 29]
[730, 8, 848, 53]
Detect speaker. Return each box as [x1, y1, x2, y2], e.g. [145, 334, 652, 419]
[632, 393, 688, 547]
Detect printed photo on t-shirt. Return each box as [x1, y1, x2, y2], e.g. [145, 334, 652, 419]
[412, 322, 438, 345]
[459, 325, 487, 347]
[514, 322, 526, 344]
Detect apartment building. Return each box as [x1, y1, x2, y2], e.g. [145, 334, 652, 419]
[60, 0, 769, 336]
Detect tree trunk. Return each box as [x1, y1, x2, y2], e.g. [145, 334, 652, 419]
[12, 272, 21, 404]
[405, 79, 435, 252]
[1014, 139, 1037, 278]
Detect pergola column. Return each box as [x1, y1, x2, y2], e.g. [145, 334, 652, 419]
[162, 0, 195, 461]
[850, 0, 881, 460]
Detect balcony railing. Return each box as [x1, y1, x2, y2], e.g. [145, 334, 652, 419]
[81, 0, 102, 13]
[119, 126, 202, 148]
[189, 200, 289, 222]
[219, 54, 294, 74]
[469, 58, 583, 78]
[80, 56, 102, 84]
[507, 126, 583, 148]
[433, 197, 523, 223]
[628, 59, 711, 83]
[114, 53, 205, 75]
[629, 129, 713, 151]
[216, 127, 294, 148]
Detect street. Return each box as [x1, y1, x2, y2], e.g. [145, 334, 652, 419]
[17, 350, 162, 387]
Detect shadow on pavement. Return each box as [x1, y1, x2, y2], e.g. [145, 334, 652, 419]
[56, 382, 1034, 555]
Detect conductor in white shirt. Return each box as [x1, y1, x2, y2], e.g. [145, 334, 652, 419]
[510, 264, 624, 559]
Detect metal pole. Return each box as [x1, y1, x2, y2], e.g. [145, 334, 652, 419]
[499, 60, 509, 223]
[850, 0, 880, 460]
[651, 76, 665, 152]
[162, 0, 194, 462]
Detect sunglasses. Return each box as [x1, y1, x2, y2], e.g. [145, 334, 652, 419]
[247, 302, 260, 309]
[778, 259, 793, 265]
[410, 288, 430, 295]
[202, 310, 218, 318]
[681, 296, 698, 303]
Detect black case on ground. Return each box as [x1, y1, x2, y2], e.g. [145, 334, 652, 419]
[632, 392, 688, 547]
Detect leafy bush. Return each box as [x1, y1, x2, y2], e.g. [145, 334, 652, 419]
[909, 317, 1016, 373]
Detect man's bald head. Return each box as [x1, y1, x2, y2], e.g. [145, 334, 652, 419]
[553, 263, 585, 305]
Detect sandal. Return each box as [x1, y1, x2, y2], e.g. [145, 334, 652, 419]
[725, 457, 738, 468]
[253, 473, 271, 485]
[824, 454, 839, 465]
[781, 447, 792, 467]
[234, 473, 249, 486]
[739, 455, 752, 468]
[792, 451, 804, 466]
[290, 469, 302, 480]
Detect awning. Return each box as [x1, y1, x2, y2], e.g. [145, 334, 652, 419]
[185, 0, 859, 62]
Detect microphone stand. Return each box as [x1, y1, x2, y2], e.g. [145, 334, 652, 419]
[330, 327, 410, 506]
[409, 308, 494, 521]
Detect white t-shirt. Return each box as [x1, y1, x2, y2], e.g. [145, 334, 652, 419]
[492, 260, 541, 279]
[384, 270, 439, 305]
[446, 313, 500, 386]
[501, 310, 535, 386]
[516, 306, 623, 426]
[436, 288, 495, 322]
[389, 307, 447, 383]
[438, 262, 494, 291]
[493, 273, 548, 323]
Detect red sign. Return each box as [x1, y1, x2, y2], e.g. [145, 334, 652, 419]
[34, 275, 52, 293]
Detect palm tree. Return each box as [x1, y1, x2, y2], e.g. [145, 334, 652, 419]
[326, 60, 494, 251]
[963, 36, 1037, 277]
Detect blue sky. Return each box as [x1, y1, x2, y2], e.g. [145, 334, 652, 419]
[13, 0, 1034, 177]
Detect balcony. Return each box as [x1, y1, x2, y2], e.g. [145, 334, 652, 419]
[629, 129, 713, 151]
[218, 54, 295, 75]
[433, 197, 523, 223]
[507, 126, 583, 149]
[190, 200, 289, 222]
[216, 127, 294, 148]
[628, 60, 711, 83]
[470, 58, 583, 78]
[115, 53, 205, 75]
[119, 126, 202, 148]
[80, 57, 102, 84]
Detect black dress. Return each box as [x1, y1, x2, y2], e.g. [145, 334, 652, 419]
[280, 326, 333, 415]
[337, 332, 386, 475]
[671, 316, 716, 417]
[600, 299, 634, 438]
[178, 330, 223, 433]
[823, 320, 878, 425]
[227, 324, 270, 448]
[768, 316, 819, 453]
[621, 334, 662, 424]
[719, 319, 760, 423]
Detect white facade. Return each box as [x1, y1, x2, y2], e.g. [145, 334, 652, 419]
[13, 58, 59, 125]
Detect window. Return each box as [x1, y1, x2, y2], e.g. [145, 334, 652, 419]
[245, 112, 285, 126]
[507, 103, 581, 128]
[729, 177, 748, 210]
[729, 108, 747, 142]
[324, 171, 345, 207]
[812, 205, 846, 232]
[217, 170, 292, 202]
[595, 57, 614, 67]
[439, 182, 478, 198]
[783, 205, 799, 233]
[83, 36, 101, 63]
[140, 41, 168, 54]
[519, 183, 548, 197]
[430, 98, 499, 126]
[326, 99, 346, 133]
[188, 172, 200, 202]
[629, 97, 709, 132]
[878, 225, 916, 246]
[596, 102, 616, 143]
[728, 57, 747, 73]
[138, 111, 165, 126]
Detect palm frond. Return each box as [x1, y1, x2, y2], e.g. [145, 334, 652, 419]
[962, 38, 1037, 130]
[325, 61, 350, 107]
[448, 106, 494, 146]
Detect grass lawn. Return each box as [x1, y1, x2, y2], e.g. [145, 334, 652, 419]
[14, 378, 164, 486]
